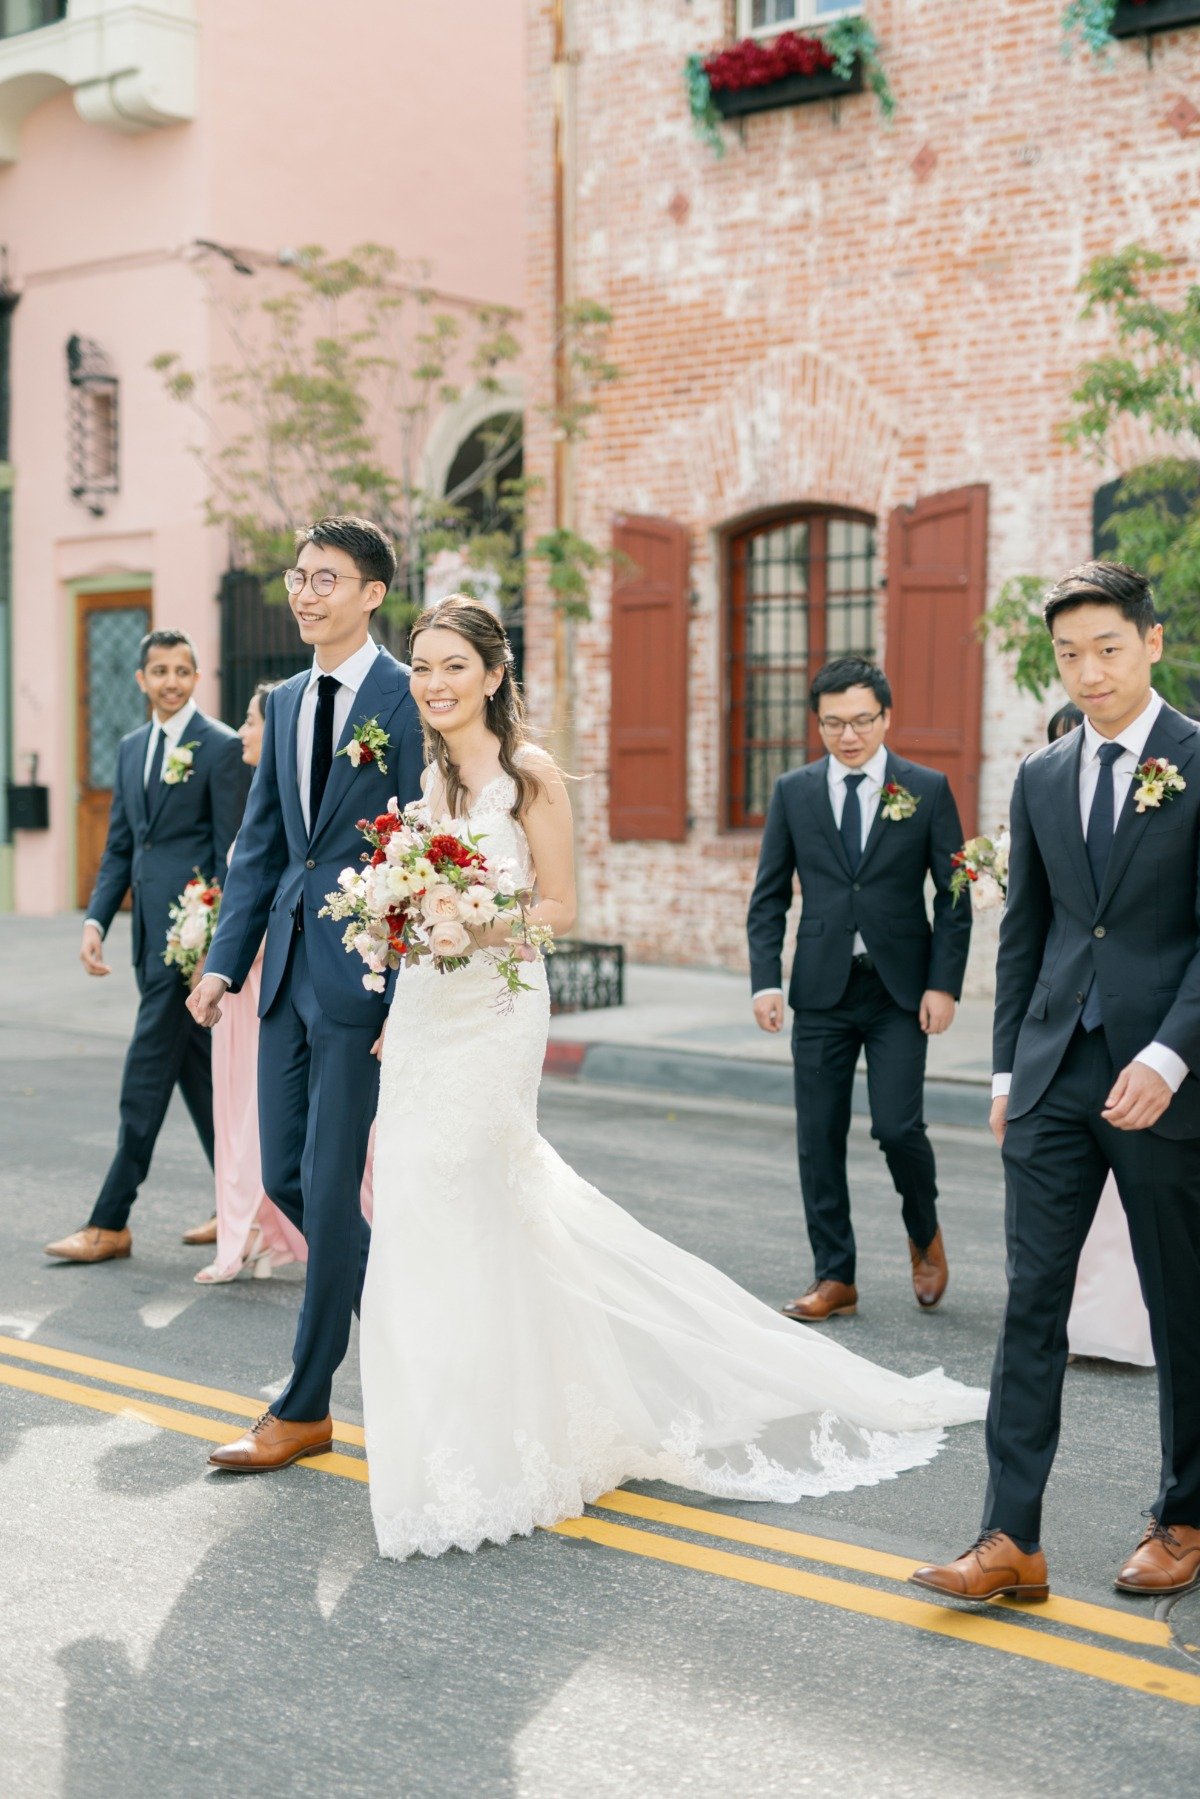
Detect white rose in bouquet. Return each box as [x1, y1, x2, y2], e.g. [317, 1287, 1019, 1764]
[178, 911, 209, 952]
[421, 882, 462, 923]
[428, 919, 472, 958]
[971, 872, 1004, 912]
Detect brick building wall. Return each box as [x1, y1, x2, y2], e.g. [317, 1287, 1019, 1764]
[523, 0, 1200, 987]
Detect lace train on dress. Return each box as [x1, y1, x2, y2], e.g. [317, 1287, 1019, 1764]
[359, 770, 987, 1561]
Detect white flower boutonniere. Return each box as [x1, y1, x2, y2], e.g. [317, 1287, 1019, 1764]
[881, 781, 920, 822]
[338, 717, 391, 776]
[1134, 756, 1186, 814]
[162, 741, 199, 786]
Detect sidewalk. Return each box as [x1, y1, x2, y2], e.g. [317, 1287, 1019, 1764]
[548, 962, 994, 1129]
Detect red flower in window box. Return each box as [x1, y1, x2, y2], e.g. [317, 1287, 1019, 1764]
[703, 31, 835, 95]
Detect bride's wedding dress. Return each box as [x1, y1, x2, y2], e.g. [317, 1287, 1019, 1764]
[359, 762, 987, 1561]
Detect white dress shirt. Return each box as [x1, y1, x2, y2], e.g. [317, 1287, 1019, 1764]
[85, 701, 199, 937]
[993, 690, 1188, 1098]
[296, 638, 381, 835]
[753, 745, 888, 1000]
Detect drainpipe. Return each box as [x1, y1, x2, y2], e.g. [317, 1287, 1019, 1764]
[0, 273, 17, 913]
[549, 0, 575, 766]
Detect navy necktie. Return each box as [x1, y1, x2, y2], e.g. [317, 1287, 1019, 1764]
[144, 726, 165, 814]
[1081, 741, 1124, 1030]
[309, 674, 339, 830]
[840, 773, 867, 873]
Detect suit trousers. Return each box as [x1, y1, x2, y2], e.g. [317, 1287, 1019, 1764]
[258, 925, 378, 1422]
[985, 1025, 1200, 1542]
[791, 961, 938, 1285]
[89, 955, 215, 1232]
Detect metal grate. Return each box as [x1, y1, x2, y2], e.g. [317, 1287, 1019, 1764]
[86, 606, 151, 787]
[547, 940, 625, 1014]
[66, 335, 119, 514]
[728, 511, 876, 828]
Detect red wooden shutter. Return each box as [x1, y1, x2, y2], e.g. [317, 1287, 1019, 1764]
[885, 484, 988, 835]
[609, 515, 690, 841]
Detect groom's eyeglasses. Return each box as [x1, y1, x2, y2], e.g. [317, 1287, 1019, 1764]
[284, 568, 370, 599]
[818, 712, 884, 738]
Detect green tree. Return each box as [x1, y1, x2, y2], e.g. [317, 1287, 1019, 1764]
[153, 243, 617, 623]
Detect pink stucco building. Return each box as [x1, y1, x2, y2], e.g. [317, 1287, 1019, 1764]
[0, 0, 524, 912]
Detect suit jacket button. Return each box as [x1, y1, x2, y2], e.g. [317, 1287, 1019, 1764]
[305, 858, 315, 869]
[144, 839, 152, 849]
[1076, 992, 1085, 1005]
[852, 882, 861, 892]
[1093, 925, 1106, 938]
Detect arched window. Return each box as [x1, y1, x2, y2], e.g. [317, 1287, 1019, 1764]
[727, 507, 877, 828]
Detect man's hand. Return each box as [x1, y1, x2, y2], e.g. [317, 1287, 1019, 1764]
[80, 922, 111, 978]
[187, 973, 228, 1030]
[1103, 1061, 1172, 1132]
[753, 993, 784, 1034]
[919, 990, 956, 1035]
[989, 1094, 1008, 1147]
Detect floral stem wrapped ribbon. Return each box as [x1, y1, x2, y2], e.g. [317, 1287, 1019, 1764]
[950, 831, 1010, 911]
[320, 801, 554, 1002]
[164, 873, 221, 983]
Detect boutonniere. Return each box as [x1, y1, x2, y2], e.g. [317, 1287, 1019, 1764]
[162, 741, 199, 786]
[1134, 757, 1186, 813]
[338, 717, 390, 776]
[881, 782, 920, 822]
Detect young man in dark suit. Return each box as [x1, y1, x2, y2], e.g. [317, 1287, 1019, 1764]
[45, 630, 250, 1263]
[914, 562, 1200, 1604]
[747, 656, 972, 1321]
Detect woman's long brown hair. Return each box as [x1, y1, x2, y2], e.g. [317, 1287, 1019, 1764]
[408, 595, 543, 819]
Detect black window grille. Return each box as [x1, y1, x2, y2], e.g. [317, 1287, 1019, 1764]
[727, 509, 877, 828]
[0, 1, 67, 39]
[66, 335, 119, 514]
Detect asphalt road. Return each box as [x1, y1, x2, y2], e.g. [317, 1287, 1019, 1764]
[2, 920, 1198, 1796]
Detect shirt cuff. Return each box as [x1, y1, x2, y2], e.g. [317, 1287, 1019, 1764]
[992, 1073, 1012, 1099]
[83, 918, 105, 936]
[1134, 1042, 1190, 1094]
[203, 972, 233, 990]
[752, 988, 785, 1001]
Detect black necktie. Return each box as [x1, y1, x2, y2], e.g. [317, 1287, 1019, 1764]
[309, 674, 339, 830]
[1086, 741, 1124, 895]
[145, 726, 165, 814]
[840, 773, 866, 873]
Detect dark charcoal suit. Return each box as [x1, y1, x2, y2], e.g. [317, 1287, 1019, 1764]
[985, 701, 1200, 1542]
[206, 649, 424, 1423]
[87, 710, 250, 1231]
[747, 751, 971, 1284]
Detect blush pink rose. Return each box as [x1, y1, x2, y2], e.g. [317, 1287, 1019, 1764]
[421, 882, 462, 923]
[428, 920, 472, 958]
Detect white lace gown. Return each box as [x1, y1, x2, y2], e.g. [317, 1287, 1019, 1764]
[1068, 1174, 1155, 1366]
[359, 768, 988, 1561]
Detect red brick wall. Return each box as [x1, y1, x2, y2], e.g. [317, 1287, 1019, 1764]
[524, 0, 1200, 975]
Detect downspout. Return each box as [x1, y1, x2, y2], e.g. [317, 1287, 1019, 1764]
[0, 270, 17, 912]
[550, 0, 575, 767]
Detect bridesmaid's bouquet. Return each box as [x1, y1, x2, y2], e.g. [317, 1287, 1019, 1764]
[164, 874, 222, 984]
[950, 831, 1010, 911]
[320, 800, 554, 999]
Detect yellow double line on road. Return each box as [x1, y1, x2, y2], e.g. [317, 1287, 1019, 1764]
[2, 1333, 1197, 1706]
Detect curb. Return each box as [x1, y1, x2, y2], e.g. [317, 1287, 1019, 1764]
[543, 1040, 991, 1130]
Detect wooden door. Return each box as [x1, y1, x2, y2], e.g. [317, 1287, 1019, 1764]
[609, 516, 690, 841]
[885, 486, 988, 835]
[76, 591, 151, 907]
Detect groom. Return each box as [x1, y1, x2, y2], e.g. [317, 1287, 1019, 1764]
[189, 516, 424, 1472]
[914, 560, 1200, 1604]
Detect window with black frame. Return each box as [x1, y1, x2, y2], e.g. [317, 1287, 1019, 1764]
[727, 509, 877, 828]
[0, 1, 68, 40]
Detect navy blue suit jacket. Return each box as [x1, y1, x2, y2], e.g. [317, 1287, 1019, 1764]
[86, 710, 249, 974]
[206, 648, 425, 1026]
[746, 751, 971, 1014]
[995, 701, 1200, 1139]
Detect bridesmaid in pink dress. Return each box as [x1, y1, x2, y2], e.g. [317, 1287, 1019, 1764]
[195, 682, 374, 1284]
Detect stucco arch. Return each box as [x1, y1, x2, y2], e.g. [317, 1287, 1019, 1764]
[422, 374, 524, 499]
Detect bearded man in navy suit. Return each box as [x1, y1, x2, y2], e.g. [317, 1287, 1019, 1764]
[45, 630, 250, 1263]
[747, 656, 971, 1322]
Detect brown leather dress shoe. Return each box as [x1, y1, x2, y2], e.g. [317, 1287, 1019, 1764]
[209, 1411, 334, 1473]
[910, 1531, 1049, 1604]
[44, 1226, 132, 1264]
[1115, 1519, 1200, 1595]
[182, 1216, 218, 1246]
[909, 1227, 948, 1310]
[781, 1279, 858, 1322]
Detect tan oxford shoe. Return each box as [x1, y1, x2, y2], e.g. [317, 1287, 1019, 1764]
[209, 1411, 333, 1473]
[909, 1227, 949, 1310]
[1115, 1519, 1200, 1596]
[44, 1226, 131, 1264]
[910, 1531, 1049, 1604]
[781, 1279, 858, 1322]
[182, 1216, 218, 1246]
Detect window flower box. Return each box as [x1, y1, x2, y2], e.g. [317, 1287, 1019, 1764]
[711, 59, 863, 118]
[1108, 0, 1200, 34]
[686, 21, 890, 151]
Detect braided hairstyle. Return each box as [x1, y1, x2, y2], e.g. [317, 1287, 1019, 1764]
[408, 595, 543, 820]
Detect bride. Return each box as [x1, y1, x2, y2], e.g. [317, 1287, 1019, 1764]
[359, 596, 987, 1561]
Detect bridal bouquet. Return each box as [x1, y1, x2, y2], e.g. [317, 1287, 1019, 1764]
[950, 831, 1010, 911]
[163, 874, 221, 984]
[320, 800, 554, 999]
